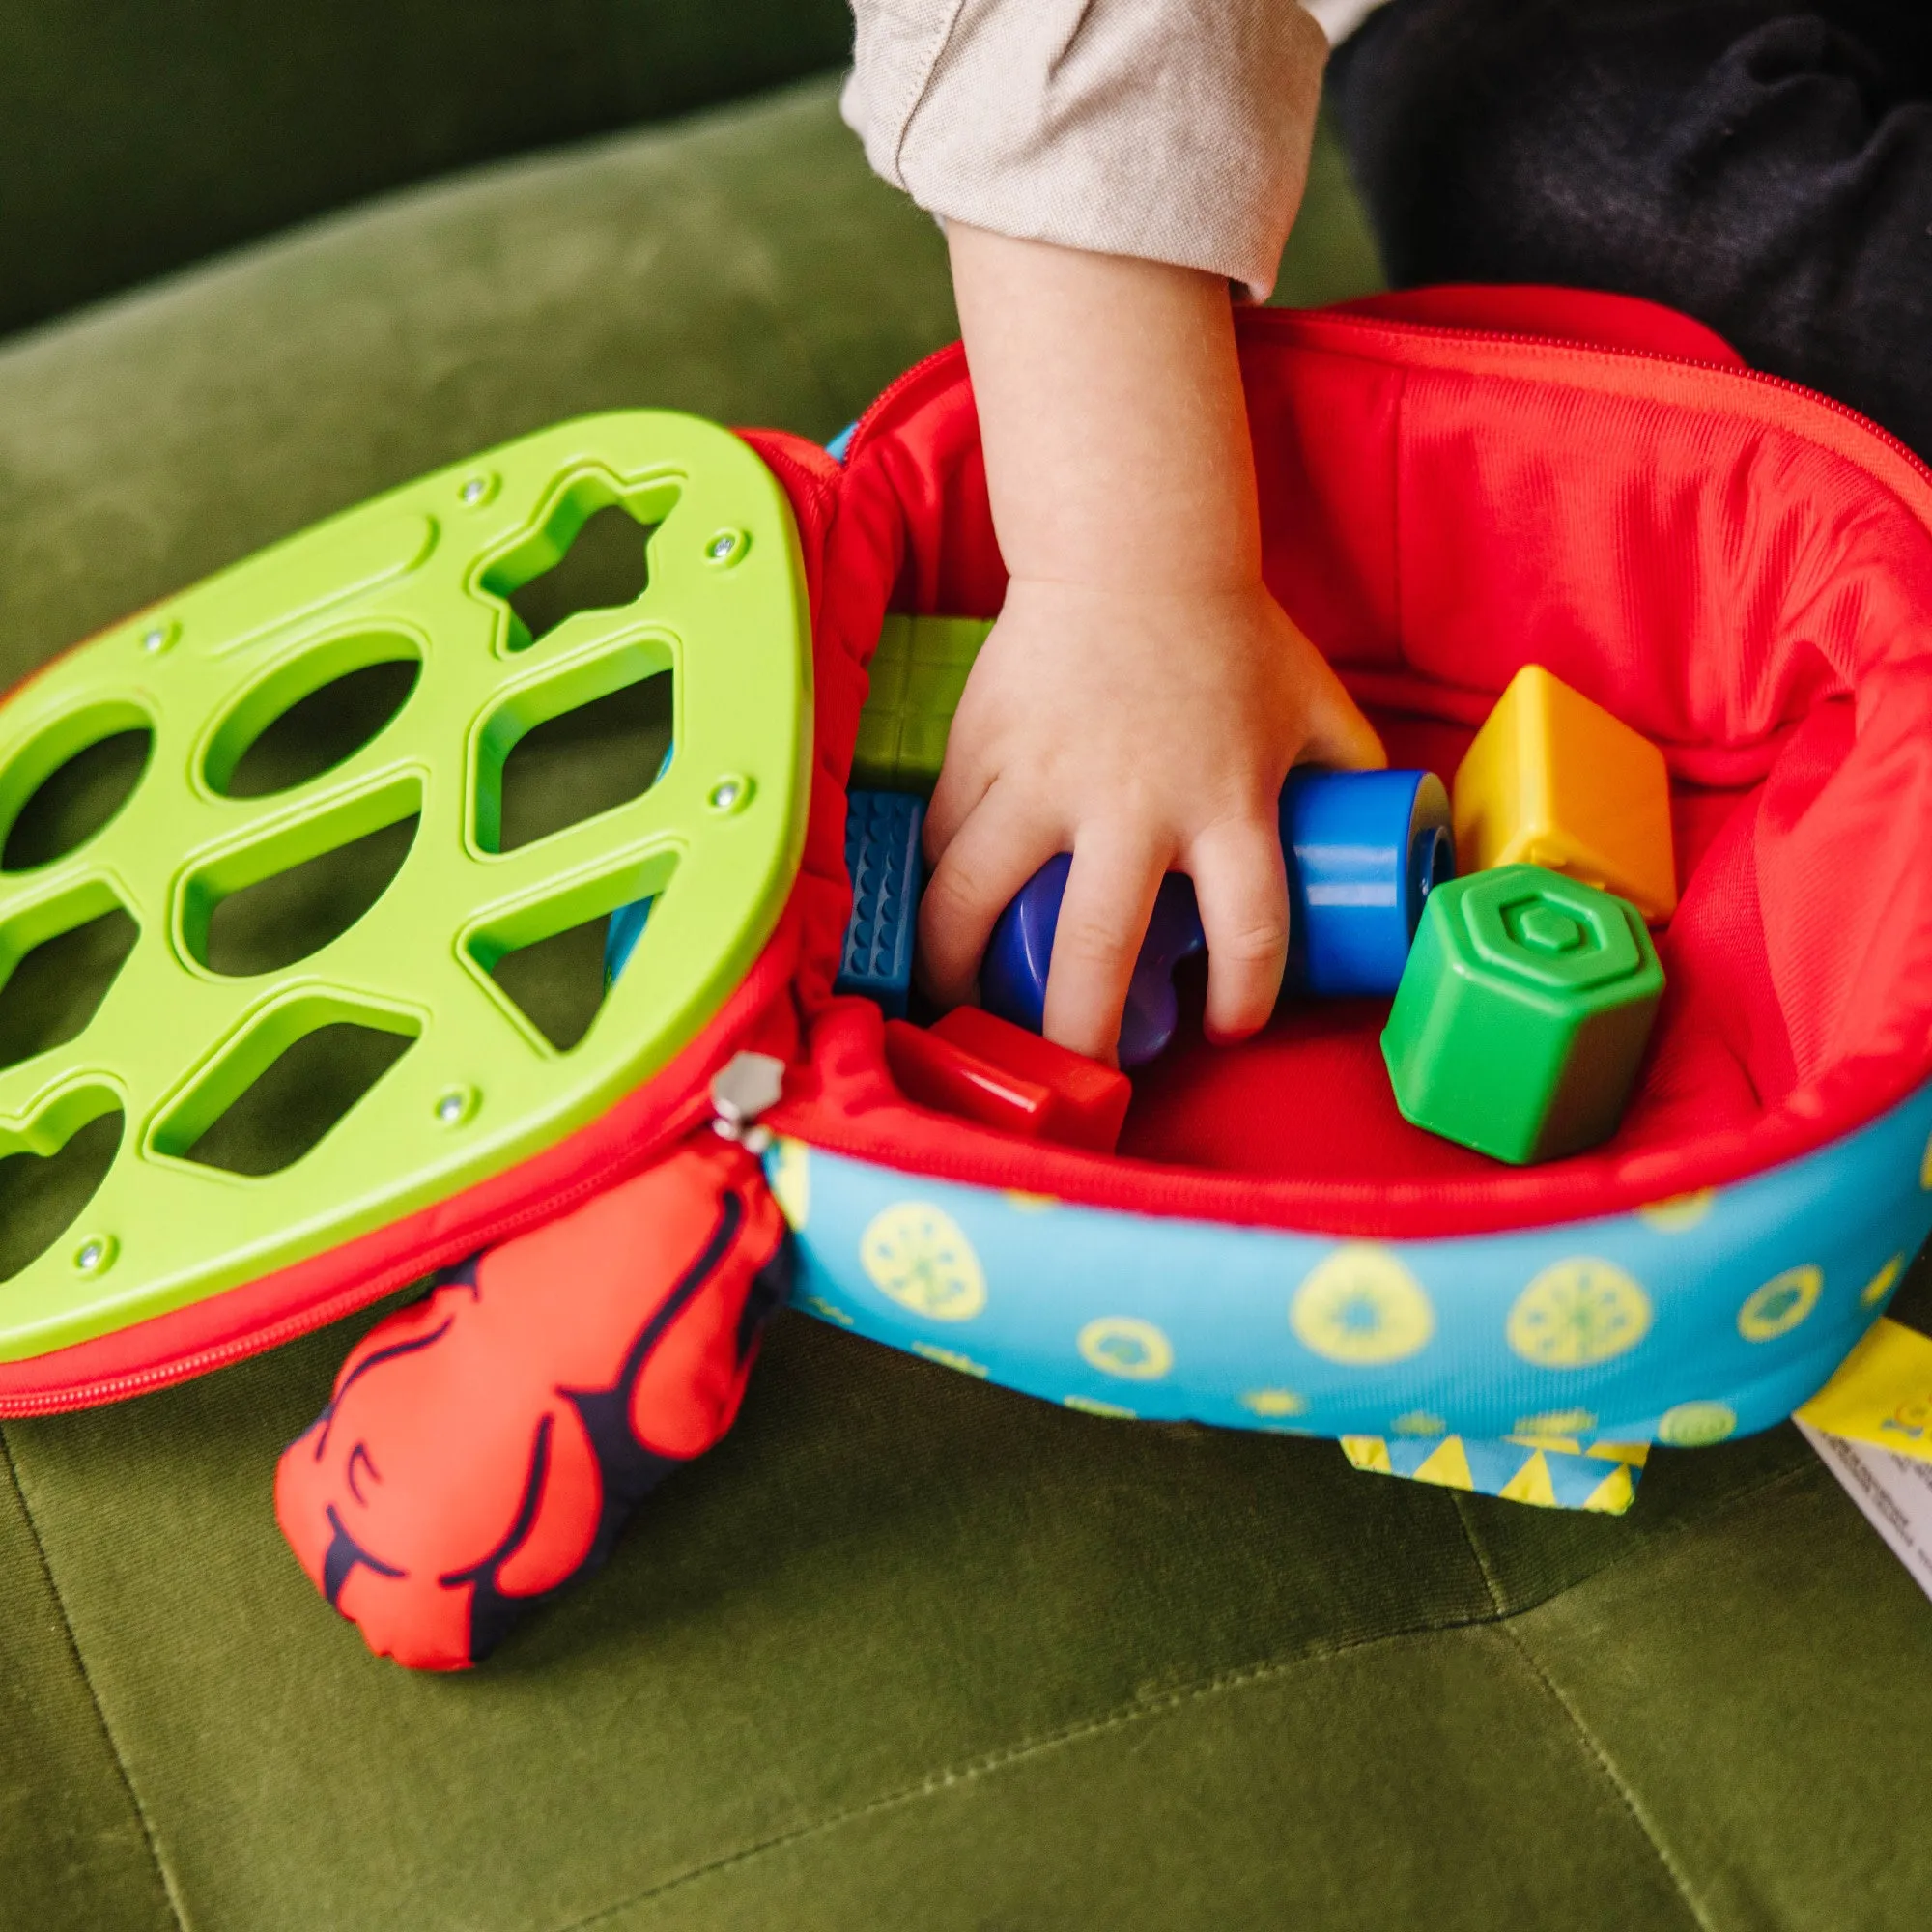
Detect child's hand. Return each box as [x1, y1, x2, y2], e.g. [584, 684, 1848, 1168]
[919, 224, 1384, 1064]
[921, 575, 1381, 1063]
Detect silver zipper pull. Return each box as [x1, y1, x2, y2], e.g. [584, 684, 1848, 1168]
[710, 1050, 786, 1154]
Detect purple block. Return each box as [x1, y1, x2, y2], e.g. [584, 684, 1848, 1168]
[981, 856, 1205, 1067]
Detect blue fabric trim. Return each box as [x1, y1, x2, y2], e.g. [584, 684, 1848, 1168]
[768, 1076, 1932, 1452]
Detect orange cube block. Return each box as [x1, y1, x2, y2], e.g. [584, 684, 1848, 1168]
[1452, 665, 1678, 922]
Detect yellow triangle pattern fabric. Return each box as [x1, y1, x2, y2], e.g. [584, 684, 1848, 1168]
[1410, 1436, 1475, 1490]
[1341, 1432, 1644, 1514]
[1499, 1450, 1558, 1507]
[1582, 1463, 1636, 1513]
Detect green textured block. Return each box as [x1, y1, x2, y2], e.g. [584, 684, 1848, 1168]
[1380, 864, 1663, 1165]
[853, 613, 993, 793]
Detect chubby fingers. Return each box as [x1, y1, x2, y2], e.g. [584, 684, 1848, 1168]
[1039, 824, 1169, 1065]
[917, 782, 1060, 1007]
[1186, 815, 1291, 1042]
[1298, 660, 1388, 774]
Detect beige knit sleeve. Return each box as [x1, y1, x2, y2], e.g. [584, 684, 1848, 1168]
[840, 0, 1330, 300]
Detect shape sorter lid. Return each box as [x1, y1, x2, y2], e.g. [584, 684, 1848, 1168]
[0, 412, 816, 1402]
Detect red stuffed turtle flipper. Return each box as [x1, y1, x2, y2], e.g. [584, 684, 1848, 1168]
[276, 1137, 790, 1669]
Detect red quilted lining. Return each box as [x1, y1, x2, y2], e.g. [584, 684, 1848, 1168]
[773, 290, 1932, 1237]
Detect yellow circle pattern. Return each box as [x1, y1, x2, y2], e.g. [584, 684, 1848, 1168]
[1514, 1407, 1599, 1439]
[1506, 1259, 1652, 1368]
[1242, 1388, 1308, 1419]
[1391, 1410, 1448, 1437]
[1635, 1190, 1717, 1234]
[1292, 1245, 1435, 1366]
[1657, 1401, 1737, 1447]
[859, 1203, 986, 1322]
[1862, 1254, 1906, 1309]
[1077, 1317, 1174, 1381]
[1737, 1264, 1822, 1342]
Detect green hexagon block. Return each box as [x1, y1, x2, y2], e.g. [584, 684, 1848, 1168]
[1380, 864, 1664, 1164]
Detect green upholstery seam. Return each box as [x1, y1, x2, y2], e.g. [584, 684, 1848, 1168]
[1456, 1447, 1820, 1623]
[554, 1598, 1657, 1931]
[1490, 1619, 1716, 1932]
[1447, 1481, 1780, 1932]
[558, 1609, 1517, 1929]
[563, 1455, 1820, 1931]
[0, 1424, 188, 1932]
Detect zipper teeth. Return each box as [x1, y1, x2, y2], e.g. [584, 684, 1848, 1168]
[837, 342, 963, 468]
[784, 1109, 1419, 1214]
[845, 315, 1932, 493]
[0, 1100, 707, 1417]
[1282, 310, 1932, 488]
[0, 938, 796, 1418]
[781, 1071, 1914, 1236]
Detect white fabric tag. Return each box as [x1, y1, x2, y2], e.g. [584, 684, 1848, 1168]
[1800, 1420, 1932, 1603]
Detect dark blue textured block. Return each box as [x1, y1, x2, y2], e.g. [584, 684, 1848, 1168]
[837, 790, 925, 1015]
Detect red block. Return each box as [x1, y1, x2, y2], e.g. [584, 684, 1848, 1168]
[884, 1008, 1131, 1152]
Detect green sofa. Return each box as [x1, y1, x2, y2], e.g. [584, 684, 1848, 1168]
[0, 12, 1926, 1927]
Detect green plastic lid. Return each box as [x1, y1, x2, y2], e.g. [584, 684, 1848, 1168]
[0, 412, 810, 1360]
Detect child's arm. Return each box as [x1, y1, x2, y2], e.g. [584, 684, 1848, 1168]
[920, 228, 1382, 1062]
[843, 0, 1378, 1061]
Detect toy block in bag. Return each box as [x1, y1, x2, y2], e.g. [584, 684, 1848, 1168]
[884, 1006, 1131, 1152]
[851, 613, 993, 794]
[1381, 865, 1665, 1164]
[834, 789, 923, 1016]
[1453, 665, 1678, 922]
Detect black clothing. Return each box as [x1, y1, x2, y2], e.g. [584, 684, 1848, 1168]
[1329, 1, 1932, 457]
